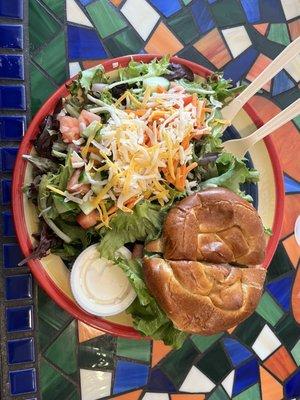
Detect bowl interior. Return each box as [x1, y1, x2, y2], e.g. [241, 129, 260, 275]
[13, 55, 284, 337]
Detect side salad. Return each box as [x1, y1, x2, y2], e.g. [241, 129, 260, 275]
[22, 56, 259, 347]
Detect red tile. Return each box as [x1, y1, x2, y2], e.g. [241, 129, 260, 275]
[292, 266, 300, 323]
[263, 346, 297, 381]
[253, 23, 269, 36]
[193, 28, 231, 69]
[288, 20, 300, 40]
[248, 95, 300, 182]
[283, 234, 300, 268]
[260, 366, 283, 400]
[282, 195, 300, 239]
[246, 55, 272, 91]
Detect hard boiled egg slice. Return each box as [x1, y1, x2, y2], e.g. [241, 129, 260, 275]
[70, 244, 136, 316]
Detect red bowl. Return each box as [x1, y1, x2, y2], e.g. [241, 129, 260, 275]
[12, 55, 284, 338]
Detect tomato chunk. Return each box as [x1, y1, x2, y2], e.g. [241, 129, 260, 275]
[77, 210, 99, 229]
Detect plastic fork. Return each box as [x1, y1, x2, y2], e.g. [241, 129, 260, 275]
[222, 98, 300, 158]
[222, 36, 300, 122]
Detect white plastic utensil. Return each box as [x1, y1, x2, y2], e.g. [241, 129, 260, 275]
[222, 36, 300, 122]
[222, 98, 300, 158]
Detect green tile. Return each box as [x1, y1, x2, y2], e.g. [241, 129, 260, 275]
[168, 8, 199, 45]
[116, 338, 151, 362]
[275, 86, 300, 109]
[40, 358, 77, 400]
[196, 342, 231, 383]
[104, 27, 144, 57]
[38, 289, 72, 331]
[291, 339, 300, 366]
[210, 0, 245, 27]
[208, 385, 230, 400]
[266, 242, 294, 282]
[34, 31, 67, 84]
[275, 314, 300, 350]
[86, 0, 126, 38]
[42, 0, 65, 19]
[45, 321, 78, 375]
[160, 339, 199, 387]
[29, 0, 61, 53]
[293, 115, 300, 130]
[30, 62, 57, 116]
[191, 333, 223, 352]
[79, 335, 116, 370]
[234, 313, 266, 346]
[38, 317, 58, 351]
[233, 384, 260, 400]
[182, 0, 192, 4]
[68, 391, 80, 400]
[256, 292, 284, 326]
[268, 23, 290, 46]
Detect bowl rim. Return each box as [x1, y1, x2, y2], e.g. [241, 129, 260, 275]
[12, 54, 284, 338]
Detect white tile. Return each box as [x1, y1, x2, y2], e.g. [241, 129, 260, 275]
[180, 366, 215, 393]
[222, 370, 235, 398]
[295, 215, 300, 246]
[281, 0, 300, 20]
[142, 394, 169, 400]
[284, 55, 300, 82]
[222, 26, 252, 57]
[252, 325, 281, 361]
[121, 0, 160, 40]
[67, 0, 93, 27]
[80, 369, 112, 400]
[69, 62, 81, 78]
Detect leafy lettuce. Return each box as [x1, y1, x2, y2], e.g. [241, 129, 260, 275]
[116, 257, 188, 348]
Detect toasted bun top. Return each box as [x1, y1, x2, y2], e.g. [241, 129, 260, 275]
[143, 257, 266, 335]
[162, 188, 266, 265]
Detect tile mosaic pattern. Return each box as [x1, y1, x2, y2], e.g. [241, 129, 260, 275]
[0, 0, 299, 399]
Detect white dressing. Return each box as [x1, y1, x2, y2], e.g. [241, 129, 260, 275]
[70, 244, 136, 316]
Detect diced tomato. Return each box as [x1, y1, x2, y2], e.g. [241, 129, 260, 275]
[183, 95, 193, 106]
[78, 110, 101, 126]
[58, 116, 80, 143]
[76, 210, 99, 229]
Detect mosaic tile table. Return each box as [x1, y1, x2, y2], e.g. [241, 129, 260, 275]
[0, 0, 300, 399]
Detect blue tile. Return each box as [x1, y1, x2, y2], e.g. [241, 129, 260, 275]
[240, 0, 260, 23]
[260, 0, 285, 22]
[284, 175, 300, 194]
[222, 338, 253, 367]
[9, 369, 37, 395]
[5, 274, 32, 300]
[223, 47, 258, 83]
[232, 358, 259, 396]
[272, 70, 295, 96]
[0, 25, 23, 49]
[0, 116, 26, 140]
[191, 0, 215, 34]
[267, 274, 293, 312]
[7, 338, 35, 364]
[1, 179, 12, 204]
[0, 0, 23, 18]
[1, 147, 18, 171]
[6, 306, 33, 332]
[0, 54, 24, 80]
[67, 25, 107, 60]
[78, 0, 94, 4]
[0, 85, 26, 110]
[113, 360, 149, 394]
[2, 211, 15, 237]
[207, 0, 217, 2]
[149, 0, 181, 17]
[147, 368, 176, 391]
[3, 243, 23, 268]
[285, 369, 300, 398]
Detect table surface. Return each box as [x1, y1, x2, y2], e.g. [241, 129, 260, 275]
[0, 0, 300, 399]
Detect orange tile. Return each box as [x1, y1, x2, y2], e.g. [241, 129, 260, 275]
[82, 60, 105, 69]
[112, 389, 143, 399]
[292, 266, 300, 323]
[263, 346, 297, 381]
[248, 96, 300, 182]
[260, 366, 283, 400]
[145, 23, 183, 55]
[227, 325, 237, 334]
[288, 19, 300, 40]
[171, 395, 205, 400]
[110, 0, 122, 6]
[152, 340, 172, 366]
[283, 234, 300, 268]
[282, 195, 300, 239]
[253, 23, 269, 36]
[78, 321, 105, 343]
[193, 28, 231, 69]
[246, 54, 272, 91]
